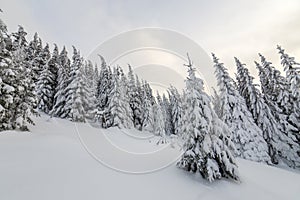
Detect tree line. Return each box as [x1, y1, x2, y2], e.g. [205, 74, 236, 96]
[1, 14, 299, 182]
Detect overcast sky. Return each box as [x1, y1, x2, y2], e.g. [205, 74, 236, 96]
[1, 0, 300, 82]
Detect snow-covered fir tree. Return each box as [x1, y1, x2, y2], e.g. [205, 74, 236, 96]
[155, 91, 168, 136]
[9, 26, 37, 130]
[92, 62, 99, 97]
[0, 16, 15, 130]
[50, 46, 70, 118]
[168, 86, 182, 136]
[63, 46, 85, 121]
[82, 60, 98, 120]
[277, 46, 300, 100]
[126, 65, 144, 130]
[38, 44, 59, 112]
[178, 55, 239, 182]
[69, 66, 90, 122]
[256, 54, 298, 143]
[106, 67, 133, 128]
[63, 46, 82, 119]
[134, 75, 144, 129]
[36, 44, 54, 114]
[141, 81, 155, 132]
[95, 56, 113, 127]
[27, 32, 43, 85]
[161, 93, 173, 135]
[153, 100, 166, 143]
[277, 46, 300, 139]
[212, 53, 270, 163]
[235, 57, 300, 168]
[96, 56, 112, 109]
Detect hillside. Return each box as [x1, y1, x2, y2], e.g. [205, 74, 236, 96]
[0, 115, 299, 200]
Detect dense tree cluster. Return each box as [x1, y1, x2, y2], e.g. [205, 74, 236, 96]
[212, 54, 300, 170]
[1, 13, 300, 182]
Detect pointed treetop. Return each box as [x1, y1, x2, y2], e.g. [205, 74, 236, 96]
[184, 53, 193, 70]
[254, 61, 263, 71]
[72, 45, 78, 55]
[61, 45, 67, 54]
[33, 32, 38, 41]
[52, 43, 59, 55]
[258, 53, 272, 67]
[211, 52, 219, 63]
[97, 54, 106, 69]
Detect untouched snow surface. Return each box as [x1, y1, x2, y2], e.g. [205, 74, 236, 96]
[0, 115, 300, 200]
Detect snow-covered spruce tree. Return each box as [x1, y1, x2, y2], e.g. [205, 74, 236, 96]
[94, 56, 115, 127]
[168, 86, 182, 135]
[40, 44, 59, 110]
[177, 89, 189, 140]
[119, 68, 134, 128]
[135, 75, 144, 129]
[156, 91, 168, 134]
[84, 60, 99, 97]
[235, 57, 300, 168]
[70, 65, 90, 122]
[212, 53, 270, 163]
[50, 46, 71, 118]
[82, 60, 98, 120]
[141, 81, 155, 132]
[27, 32, 43, 85]
[256, 54, 298, 142]
[153, 100, 167, 143]
[64, 46, 82, 120]
[93, 63, 99, 92]
[277, 46, 300, 100]
[161, 93, 173, 135]
[277, 45, 300, 137]
[177, 55, 239, 182]
[96, 55, 113, 110]
[9, 26, 37, 130]
[36, 44, 55, 114]
[127, 65, 144, 130]
[0, 16, 15, 130]
[63, 46, 86, 121]
[105, 67, 133, 128]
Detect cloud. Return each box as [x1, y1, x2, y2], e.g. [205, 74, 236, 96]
[1, 0, 299, 87]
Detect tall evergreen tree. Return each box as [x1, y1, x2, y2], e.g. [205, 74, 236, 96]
[70, 66, 89, 122]
[134, 75, 144, 129]
[0, 16, 15, 130]
[161, 93, 173, 135]
[9, 26, 37, 130]
[51, 46, 70, 118]
[153, 98, 166, 143]
[36, 44, 54, 113]
[95, 56, 113, 127]
[64, 46, 83, 119]
[127, 65, 144, 130]
[277, 46, 300, 138]
[212, 53, 270, 163]
[141, 81, 155, 132]
[106, 67, 133, 128]
[178, 55, 239, 182]
[27, 32, 43, 84]
[82, 60, 97, 121]
[168, 86, 182, 136]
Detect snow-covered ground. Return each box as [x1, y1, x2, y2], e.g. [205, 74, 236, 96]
[0, 115, 300, 200]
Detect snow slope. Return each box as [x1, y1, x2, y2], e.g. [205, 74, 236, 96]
[0, 115, 300, 200]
